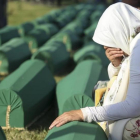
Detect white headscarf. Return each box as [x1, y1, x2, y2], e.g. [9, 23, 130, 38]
[93, 3, 140, 105]
[93, 2, 140, 55]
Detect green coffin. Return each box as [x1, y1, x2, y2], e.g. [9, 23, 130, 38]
[35, 17, 48, 25]
[56, 60, 108, 115]
[45, 94, 107, 140]
[45, 121, 107, 140]
[0, 26, 21, 45]
[35, 24, 59, 36]
[50, 31, 82, 51]
[23, 38, 38, 54]
[48, 9, 63, 20]
[0, 38, 31, 75]
[84, 21, 98, 43]
[76, 10, 92, 29]
[25, 29, 49, 47]
[24, 24, 58, 48]
[96, 4, 107, 12]
[19, 22, 37, 35]
[32, 41, 70, 73]
[0, 127, 6, 140]
[74, 43, 109, 68]
[42, 14, 56, 23]
[54, 10, 77, 28]
[0, 60, 56, 128]
[75, 4, 85, 11]
[62, 22, 84, 36]
[90, 10, 103, 23]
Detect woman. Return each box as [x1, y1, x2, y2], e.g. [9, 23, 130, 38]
[49, 2, 140, 139]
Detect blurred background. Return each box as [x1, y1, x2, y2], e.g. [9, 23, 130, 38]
[0, 0, 118, 27]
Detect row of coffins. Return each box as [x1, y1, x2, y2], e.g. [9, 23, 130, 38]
[0, 3, 99, 76]
[0, 60, 108, 139]
[0, 2, 109, 140]
[73, 42, 109, 68]
[84, 5, 106, 44]
[0, 7, 64, 45]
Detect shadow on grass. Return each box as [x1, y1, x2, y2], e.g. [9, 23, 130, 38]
[27, 95, 58, 132]
[55, 58, 76, 76]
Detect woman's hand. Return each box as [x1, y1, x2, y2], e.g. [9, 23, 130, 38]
[104, 47, 124, 67]
[49, 110, 84, 130]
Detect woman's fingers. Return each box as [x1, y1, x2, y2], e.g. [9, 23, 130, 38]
[104, 47, 124, 67]
[49, 112, 71, 129]
[106, 50, 123, 61]
[49, 119, 60, 129]
[106, 48, 120, 53]
[49, 110, 84, 130]
[109, 50, 123, 56]
[56, 120, 67, 127]
[110, 54, 123, 60]
[49, 116, 64, 129]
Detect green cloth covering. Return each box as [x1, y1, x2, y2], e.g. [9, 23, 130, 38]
[45, 95, 107, 140]
[45, 121, 107, 140]
[54, 9, 77, 28]
[74, 43, 109, 68]
[35, 13, 59, 25]
[24, 24, 58, 48]
[35, 17, 48, 25]
[75, 4, 85, 11]
[0, 60, 56, 128]
[42, 14, 56, 23]
[35, 24, 59, 36]
[62, 22, 84, 36]
[77, 10, 92, 19]
[84, 21, 98, 43]
[76, 10, 92, 29]
[19, 22, 37, 35]
[23, 36, 38, 54]
[56, 60, 108, 115]
[96, 4, 106, 12]
[25, 29, 49, 47]
[0, 38, 31, 75]
[35, 10, 62, 25]
[48, 9, 64, 20]
[62, 94, 95, 113]
[32, 41, 70, 73]
[90, 10, 104, 23]
[49, 30, 82, 51]
[0, 127, 6, 140]
[0, 26, 21, 45]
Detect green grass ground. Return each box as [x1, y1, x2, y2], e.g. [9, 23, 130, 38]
[7, 0, 79, 25]
[7, 1, 58, 25]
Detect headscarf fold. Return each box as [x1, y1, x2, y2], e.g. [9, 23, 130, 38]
[93, 2, 140, 55]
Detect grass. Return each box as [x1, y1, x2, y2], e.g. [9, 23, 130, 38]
[4, 129, 48, 140]
[7, 0, 79, 25]
[7, 1, 58, 25]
